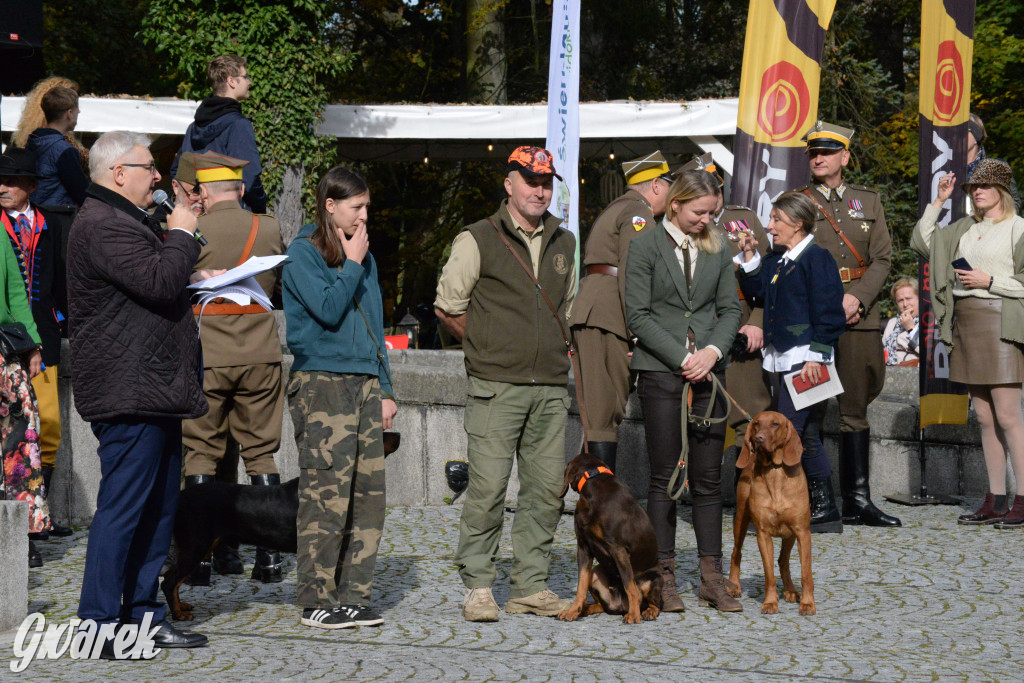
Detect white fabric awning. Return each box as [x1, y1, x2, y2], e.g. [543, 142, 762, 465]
[317, 99, 739, 139]
[3, 96, 738, 139]
[1, 96, 739, 171]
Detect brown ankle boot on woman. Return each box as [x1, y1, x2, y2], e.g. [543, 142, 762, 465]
[958, 493, 1008, 525]
[994, 495, 1024, 529]
[658, 558, 685, 612]
[698, 556, 743, 612]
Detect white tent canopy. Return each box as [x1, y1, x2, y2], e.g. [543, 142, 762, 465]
[1, 96, 739, 171]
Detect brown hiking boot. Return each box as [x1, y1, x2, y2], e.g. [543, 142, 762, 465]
[658, 558, 685, 612]
[698, 556, 743, 612]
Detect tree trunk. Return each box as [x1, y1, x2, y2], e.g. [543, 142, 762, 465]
[273, 163, 306, 246]
[467, 0, 507, 104]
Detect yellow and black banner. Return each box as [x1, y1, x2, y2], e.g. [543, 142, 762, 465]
[730, 0, 836, 226]
[917, 0, 974, 428]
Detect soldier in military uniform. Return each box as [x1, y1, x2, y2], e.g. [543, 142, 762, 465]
[569, 151, 673, 471]
[680, 153, 772, 439]
[182, 152, 289, 583]
[795, 121, 901, 528]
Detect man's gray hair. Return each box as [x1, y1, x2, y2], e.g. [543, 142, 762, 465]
[89, 131, 152, 181]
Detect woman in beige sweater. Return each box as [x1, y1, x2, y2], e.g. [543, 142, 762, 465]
[911, 158, 1024, 528]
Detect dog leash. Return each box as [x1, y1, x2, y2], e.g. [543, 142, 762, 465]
[666, 372, 754, 500]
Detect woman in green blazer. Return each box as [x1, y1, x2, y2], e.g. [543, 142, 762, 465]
[625, 170, 741, 612]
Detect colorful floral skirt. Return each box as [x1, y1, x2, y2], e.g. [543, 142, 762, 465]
[1, 359, 49, 533]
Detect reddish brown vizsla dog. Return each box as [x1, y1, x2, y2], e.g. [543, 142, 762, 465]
[727, 411, 816, 615]
[556, 451, 663, 624]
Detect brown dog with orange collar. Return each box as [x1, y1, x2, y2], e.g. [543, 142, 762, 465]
[727, 411, 816, 615]
[557, 450, 663, 624]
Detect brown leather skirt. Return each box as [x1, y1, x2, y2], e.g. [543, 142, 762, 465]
[950, 296, 1024, 385]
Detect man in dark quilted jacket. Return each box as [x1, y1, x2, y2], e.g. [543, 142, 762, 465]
[67, 131, 210, 658]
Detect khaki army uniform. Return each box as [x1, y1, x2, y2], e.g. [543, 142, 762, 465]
[569, 189, 654, 443]
[182, 200, 286, 476]
[799, 182, 891, 432]
[715, 205, 772, 429]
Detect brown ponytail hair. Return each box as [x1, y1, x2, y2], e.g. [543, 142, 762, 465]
[311, 166, 369, 267]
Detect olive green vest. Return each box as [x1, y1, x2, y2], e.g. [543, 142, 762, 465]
[463, 201, 575, 385]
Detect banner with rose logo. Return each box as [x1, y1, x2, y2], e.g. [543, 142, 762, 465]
[729, 0, 836, 227]
[917, 0, 974, 427]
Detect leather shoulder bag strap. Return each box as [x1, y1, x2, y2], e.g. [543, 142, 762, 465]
[801, 188, 867, 268]
[485, 217, 592, 452]
[236, 214, 261, 267]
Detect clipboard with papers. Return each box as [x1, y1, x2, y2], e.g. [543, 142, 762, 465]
[187, 255, 290, 314]
[784, 363, 844, 410]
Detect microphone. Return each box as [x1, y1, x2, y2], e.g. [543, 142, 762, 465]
[153, 189, 207, 246]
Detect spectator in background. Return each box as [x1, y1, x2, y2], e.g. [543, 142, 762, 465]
[0, 148, 71, 544]
[22, 83, 89, 254]
[0, 154, 47, 569]
[967, 113, 1021, 213]
[882, 278, 920, 366]
[70, 131, 208, 656]
[170, 55, 268, 214]
[912, 160, 1024, 530]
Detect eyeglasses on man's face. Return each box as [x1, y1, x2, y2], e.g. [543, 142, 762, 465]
[112, 162, 158, 174]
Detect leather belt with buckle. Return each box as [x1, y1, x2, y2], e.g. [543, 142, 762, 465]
[838, 266, 868, 283]
[586, 264, 617, 277]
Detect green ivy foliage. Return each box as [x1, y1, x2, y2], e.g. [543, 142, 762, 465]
[139, 0, 354, 210]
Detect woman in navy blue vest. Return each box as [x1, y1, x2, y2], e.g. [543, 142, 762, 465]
[735, 191, 846, 533]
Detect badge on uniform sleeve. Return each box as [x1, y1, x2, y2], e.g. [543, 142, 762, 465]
[632, 216, 647, 231]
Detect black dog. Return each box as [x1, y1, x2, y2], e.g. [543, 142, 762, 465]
[163, 478, 299, 620]
[163, 432, 399, 620]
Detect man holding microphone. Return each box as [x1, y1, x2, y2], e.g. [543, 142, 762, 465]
[69, 131, 210, 657]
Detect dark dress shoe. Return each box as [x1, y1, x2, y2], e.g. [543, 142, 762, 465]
[150, 621, 209, 648]
[28, 530, 49, 541]
[97, 637, 160, 661]
[28, 540, 43, 568]
[48, 522, 74, 537]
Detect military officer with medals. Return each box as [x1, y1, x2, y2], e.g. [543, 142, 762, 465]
[182, 152, 290, 582]
[796, 121, 901, 528]
[680, 153, 772, 442]
[569, 151, 673, 470]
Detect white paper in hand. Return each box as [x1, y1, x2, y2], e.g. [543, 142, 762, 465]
[784, 364, 844, 411]
[188, 255, 290, 291]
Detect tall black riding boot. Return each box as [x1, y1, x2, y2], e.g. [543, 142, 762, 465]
[250, 473, 284, 583]
[41, 466, 73, 536]
[587, 441, 617, 472]
[839, 430, 901, 527]
[184, 474, 214, 586]
[807, 477, 843, 534]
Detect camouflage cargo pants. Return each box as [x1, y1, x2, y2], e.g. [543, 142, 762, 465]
[288, 371, 386, 608]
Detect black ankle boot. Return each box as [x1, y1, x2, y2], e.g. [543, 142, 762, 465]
[40, 466, 73, 537]
[250, 473, 284, 583]
[839, 430, 901, 527]
[184, 474, 215, 586]
[807, 477, 843, 533]
[28, 539, 43, 568]
[587, 441, 617, 472]
[213, 542, 244, 575]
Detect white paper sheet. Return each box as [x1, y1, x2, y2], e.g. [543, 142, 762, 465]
[784, 365, 844, 411]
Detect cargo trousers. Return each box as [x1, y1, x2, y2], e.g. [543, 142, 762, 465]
[288, 370, 386, 608]
[456, 376, 569, 599]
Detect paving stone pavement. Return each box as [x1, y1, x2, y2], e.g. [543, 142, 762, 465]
[3, 500, 1023, 681]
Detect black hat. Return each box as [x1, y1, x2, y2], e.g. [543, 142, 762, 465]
[0, 148, 39, 178]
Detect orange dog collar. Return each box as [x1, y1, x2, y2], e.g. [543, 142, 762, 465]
[575, 466, 614, 492]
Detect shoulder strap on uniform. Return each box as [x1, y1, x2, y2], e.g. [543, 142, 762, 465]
[236, 214, 260, 267]
[801, 188, 866, 268]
